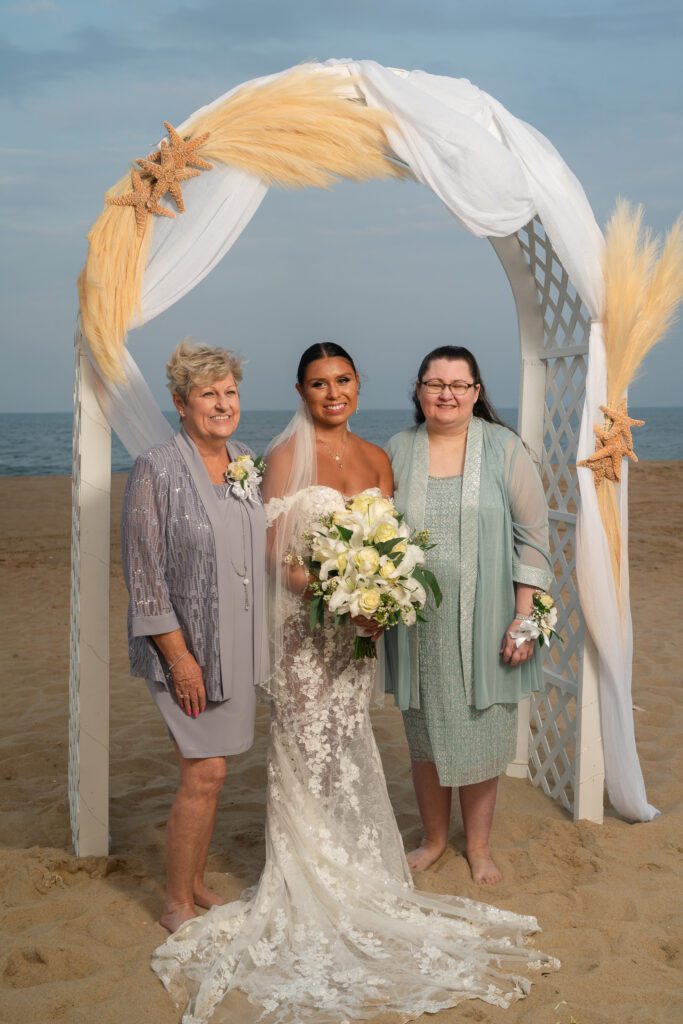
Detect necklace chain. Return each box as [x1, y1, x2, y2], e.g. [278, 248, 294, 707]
[227, 497, 251, 610]
[316, 432, 348, 470]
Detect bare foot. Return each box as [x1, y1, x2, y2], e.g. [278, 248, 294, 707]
[406, 840, 447, 872]
[160, 904, 197, 933]
[193, 883, 225, 910]
[465, 846, 502, 885]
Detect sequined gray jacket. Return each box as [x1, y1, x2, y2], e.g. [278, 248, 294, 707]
[121, 431, 267, 701]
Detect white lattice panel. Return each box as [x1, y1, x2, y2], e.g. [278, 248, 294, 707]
[516, 219, 603, 818]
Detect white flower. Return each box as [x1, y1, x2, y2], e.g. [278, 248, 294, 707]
[353, 547, 380, 575]
[357, 588, 381, 615]
[371, 521, 398, 543]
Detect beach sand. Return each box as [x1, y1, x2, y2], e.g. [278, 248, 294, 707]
[0, 462, 681, 1024]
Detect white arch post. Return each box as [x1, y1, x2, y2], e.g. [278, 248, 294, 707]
[69, 336, 111, 856]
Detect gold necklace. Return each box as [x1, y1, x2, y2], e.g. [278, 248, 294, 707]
[316, 432, 348, 470]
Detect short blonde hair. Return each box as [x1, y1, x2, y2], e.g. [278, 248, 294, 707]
[166, 340, 244, 402]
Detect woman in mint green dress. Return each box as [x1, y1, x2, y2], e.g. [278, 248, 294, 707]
[386, 346, 552, 886]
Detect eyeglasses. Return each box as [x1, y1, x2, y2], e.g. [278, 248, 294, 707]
[419, 379, 479, 396]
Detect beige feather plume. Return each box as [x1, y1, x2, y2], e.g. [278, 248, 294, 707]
[79, 67, 406, 382]
[195, 67, 407, 188]
[597, 199, 683, 586]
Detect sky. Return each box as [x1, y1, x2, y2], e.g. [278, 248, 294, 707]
[1, 0, 682, 415]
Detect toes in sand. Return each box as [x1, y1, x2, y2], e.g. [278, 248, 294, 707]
[406, 841, 447, 872]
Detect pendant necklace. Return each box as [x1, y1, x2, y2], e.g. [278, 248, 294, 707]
[229, 501, 252, 611]
[316, 432, 348, 470]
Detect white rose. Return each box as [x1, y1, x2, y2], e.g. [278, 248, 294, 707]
[358, 589, 381, 615]
[379, 558, 399, 580]
[537, 593, 554, 610]
[353, 547, 380, 575]
[230, 465, 248, 481]
[349, 494, 373, 514]
[372, 521, 398, 544]
[367, 497, 395, 522]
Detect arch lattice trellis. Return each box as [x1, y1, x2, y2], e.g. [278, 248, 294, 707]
[493, 220, 603, 818]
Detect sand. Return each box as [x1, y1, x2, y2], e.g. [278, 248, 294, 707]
[0, 462, 681, 1024]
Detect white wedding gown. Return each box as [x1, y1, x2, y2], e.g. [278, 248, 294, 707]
[152, 487, 558, 1024]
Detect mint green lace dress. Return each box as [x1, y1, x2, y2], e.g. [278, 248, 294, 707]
[402, 476, 517, 787]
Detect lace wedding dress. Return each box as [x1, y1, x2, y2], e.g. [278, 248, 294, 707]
[152, 487, 558, 1024]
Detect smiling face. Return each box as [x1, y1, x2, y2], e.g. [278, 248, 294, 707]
[416, 357, 480, 432]
[173, 373, 241, 445]
[296, 356, 359, 428]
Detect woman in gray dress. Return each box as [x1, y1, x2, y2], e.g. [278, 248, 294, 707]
[122, 340, 266, 932]
[386, 345, 552, 886]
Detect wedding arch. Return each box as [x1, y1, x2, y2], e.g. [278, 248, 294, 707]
[70, 60, 658, 857]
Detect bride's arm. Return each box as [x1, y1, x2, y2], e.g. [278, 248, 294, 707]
[263, 443, 311, 596]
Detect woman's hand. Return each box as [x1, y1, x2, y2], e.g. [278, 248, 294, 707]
[499, 619, 536, 667]
[170, 654, 207, 718]
[351, 614, 384, 643]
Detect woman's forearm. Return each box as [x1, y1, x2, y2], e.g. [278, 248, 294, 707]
[151, 628, 189, 666]
[513, 583, 535, 617]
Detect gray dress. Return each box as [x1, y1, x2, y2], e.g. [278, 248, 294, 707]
[122, 431, 267, 758]
[146, 483, 258, 758]
[402, 476, 517, 787]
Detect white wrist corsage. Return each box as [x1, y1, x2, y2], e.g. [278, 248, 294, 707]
[508, 591, 561, 648]
[224, 454, 265, 503]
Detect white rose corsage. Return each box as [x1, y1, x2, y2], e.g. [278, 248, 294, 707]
[508, 591, 561, 649]
[224, 454, 265, 503]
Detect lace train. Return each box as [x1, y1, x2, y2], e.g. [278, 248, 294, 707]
[152, 488, 558, 1023]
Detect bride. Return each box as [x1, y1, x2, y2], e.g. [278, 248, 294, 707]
[152, 342, 558, 1023]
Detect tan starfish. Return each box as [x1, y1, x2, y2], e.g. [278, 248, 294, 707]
[578, 399, 645, 485]
[145, 121, 213, 172]
[600, 400, 645, 456]
[107, 169, 174, 236]
[137, 140, 200, 213]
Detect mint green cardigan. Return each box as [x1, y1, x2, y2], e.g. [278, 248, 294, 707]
[384, 417, 552, 711]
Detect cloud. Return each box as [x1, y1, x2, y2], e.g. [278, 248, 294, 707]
[163, 0, 683, 45]
[9, 0, 60, 12]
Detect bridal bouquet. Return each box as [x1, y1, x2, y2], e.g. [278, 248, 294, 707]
[304, 489, 442, 658]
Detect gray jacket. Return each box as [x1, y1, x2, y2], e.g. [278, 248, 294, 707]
[121, 430, 267, 701]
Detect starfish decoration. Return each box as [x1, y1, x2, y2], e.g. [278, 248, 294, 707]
[145, 121, 213, 172]
[106, 169, 175, 237]
[137, 140, 200, 213]
[577, 399, 645, 486]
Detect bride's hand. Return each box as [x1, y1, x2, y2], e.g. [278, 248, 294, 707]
[351, 614, 384, 642]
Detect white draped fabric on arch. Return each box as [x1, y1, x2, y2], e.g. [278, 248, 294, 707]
[70, 59, 656, 857]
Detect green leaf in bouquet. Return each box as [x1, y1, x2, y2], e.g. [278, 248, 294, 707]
[374, 537, 404, 556]
[419, 567, 443, 607]
[309, 595, 324, 633]
[335, 525, 353, 542]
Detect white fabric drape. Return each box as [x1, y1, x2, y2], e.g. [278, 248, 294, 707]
[85, 60, 655, 820]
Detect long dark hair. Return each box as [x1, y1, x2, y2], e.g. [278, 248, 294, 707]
[412, 345, 509, 428]
[296, 342, 357, 385]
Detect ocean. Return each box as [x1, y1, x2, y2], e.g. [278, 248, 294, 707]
[0, 407, 681, 477]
